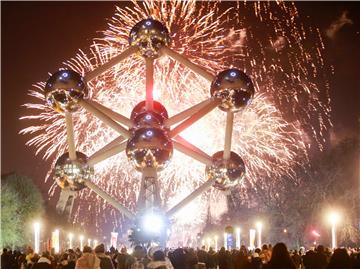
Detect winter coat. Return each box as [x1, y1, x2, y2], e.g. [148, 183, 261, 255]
[75, 253, 100, 269]
[31, 257, 52, 269]
[96, 253, 114, 269]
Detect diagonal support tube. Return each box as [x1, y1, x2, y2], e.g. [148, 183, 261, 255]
[169, 99, 220, 138]
[88, 140, 127, 166]
[223, 112, 234, 160]
[166, 178, 216, 218]
[84, 46, 139, 82]
[89, 136, 124, 160]
[172, 137, 213, 166]
[65, 112, 77, 161]
[85, 180, 135, 219]
[165, 99, 213, 127]
[145, 58, 154, 110]
[87, 100, 133, 128]
[160, 46, 215, 82]
[79, 100, 130, 138]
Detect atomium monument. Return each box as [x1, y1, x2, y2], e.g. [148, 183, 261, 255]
[47, 18, 254, 246]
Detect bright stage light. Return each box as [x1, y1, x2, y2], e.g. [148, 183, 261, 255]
[68, 233, 74, 249]
[79, 235, 84, 250]
[33, 222, 41, 253]
[328, 211, 340, 225]
[142, 213, 164, 234]
[52, 229, 60, 253]
[256, 221, 262, 248]
[327, 210, 341, 249]
[235, 227, 241, 249]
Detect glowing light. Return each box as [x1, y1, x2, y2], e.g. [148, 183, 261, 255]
[21, 1, 331, 237]
[68, 233, 74, 249]
[327, 211, 341, 249]
[207, 237, 211, 250]
[52, 229, 60, 253]
[142, 213, 164, 234]
[223, 233, 227, 249]
[312, 230, 320, 237]
[79, 235, 84, 250]
[256, 222, 262, 248]
[88, 238, 92, 246]
[33, 222, 41, 253]
[214, 235, 218, 251]
[249, 229, 256, 250]
[110, 232, 118, 248]
[93, 239, 98, 248]
[235, 227, 241, 249]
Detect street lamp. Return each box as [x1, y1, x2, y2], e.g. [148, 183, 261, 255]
[328, 211, 340, 249]
[33, 222, 41, 253]
[256, 222, 262, 248]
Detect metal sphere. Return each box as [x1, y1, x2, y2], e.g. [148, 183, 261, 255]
[44, 70, 87, 113]
[126, 127, 173, 171]
[205, 151, 245, 191]
[130, 101, 169, 128]
[54, 151, 93, 191]
[210, 69, 254, 112]
[129, 19, 170, 58]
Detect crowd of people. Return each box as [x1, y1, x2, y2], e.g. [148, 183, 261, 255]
[2, 242, 360, 269]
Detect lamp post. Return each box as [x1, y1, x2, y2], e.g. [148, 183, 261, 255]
[328, 211, 340, 249]
[33, 222, 40, 253]
[256, 222, 262, 248]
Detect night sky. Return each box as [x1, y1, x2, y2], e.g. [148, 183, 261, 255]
[1, 2, 359, 201]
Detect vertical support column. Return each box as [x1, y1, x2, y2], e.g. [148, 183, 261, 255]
[145, 58, 154, 111]
[65, 112, 77, 161]
[137, 168, 160, 211]
[223, 112, 234, 160]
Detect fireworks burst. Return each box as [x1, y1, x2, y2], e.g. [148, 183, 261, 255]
[21, 1, 331, 239]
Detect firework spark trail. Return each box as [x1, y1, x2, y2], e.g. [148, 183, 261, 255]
[20, 1, 330, 238]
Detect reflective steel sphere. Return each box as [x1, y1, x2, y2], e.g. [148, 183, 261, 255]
[130, 101, 168, 128]
[129, 19, 170, 58]
[210, 69, 254, 112]
[54, 151, 93, 191]
[205, 151, 245, 191]
[126, 127, 173, 171]
[44, 70, 87, 113]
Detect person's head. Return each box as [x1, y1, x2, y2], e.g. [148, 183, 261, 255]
[120, 247, 127, 254]
[3, 248, 8, 254]
[316, 245, 325, 253]
[268, 242, 295, 268]
[153, 250, 165, 261]
[41, 251, 50, 259]
[255, 248, 261, 254]
[327, 248, 351, 269]
[262, 244, 268, 251]
[83, 246, 92, 254]
[94, 244, 105, 254]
